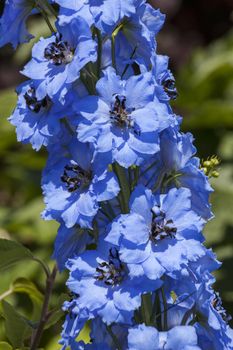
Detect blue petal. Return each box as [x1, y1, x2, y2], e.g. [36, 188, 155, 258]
[125, 72, 154, 109]
[128, 324, 159, 350]
[129, 185, 153, 226]
[96, 67, 123, 105]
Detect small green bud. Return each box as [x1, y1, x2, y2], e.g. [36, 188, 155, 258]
[203, 160, 211, 167]
[108, 164, 113, 172]
[211, 170, 219, 178]
[170, 290, 177, 303]
[202, 167, 208, 175]
[130, 164, 137, 170]
[211, 158, 220, 166]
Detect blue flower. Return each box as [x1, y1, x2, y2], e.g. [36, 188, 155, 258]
[42, 138, 120, 228]
[9, 80, 74, 150]
[66, 241, 162, 325]
[74, 67, 171, 168]
[153, 54, 178, 102]
[22, 16, 97, 103]
[53, 223, 93, 270]
[194, 279, 233, 350]
[0, 0, 35, 49]
[127, 324, 201, 350]
[106, 185, 206, 280]
[60, 300, 92, 350]
[61, 312, 127, 350]
[115, 2, 165, 72]
[163, 261, 232, 350]
[140, 127, 213, 220]
[54, 0, 94, 27]
[87, 0, 136, 35]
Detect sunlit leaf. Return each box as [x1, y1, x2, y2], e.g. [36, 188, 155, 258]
[0, 341, 13, 350]
[0, 239, 33, 271]
[1, 300, 32, 348]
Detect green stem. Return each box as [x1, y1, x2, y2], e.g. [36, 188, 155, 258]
[36, 5, 55, 33]
[111, 35, 116, 70]
[181, 308, 194, 326]
[150, 293, 158, 328]
[161, 287, 168, 331]
[32, 257, 50, 279]
[36, 0, 58, 18]
[80, 71, 95, 95]
[0, 288, 13, 302]
[121, 45, 138, 79]
[106, 325, 122, 350]
[189, 317, 197, 326]
[131, 166, 139, 191]
[113, 163, 130, 214]
[105, 201, 116, 219]
[99, 208, 112, 221]
[100, 202, 115, 221]
[154, 289, 198, 322]
[141, 294, 152, 325]
[156, 291, 162, 330]
[140, 160, 158, 178]
[95, 28, 102, 78]
[151, 173, 165, 193]
[111, 23, 124, 70]
[30, 265, 57, 350]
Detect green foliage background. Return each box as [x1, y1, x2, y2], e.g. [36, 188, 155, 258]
[0, 17, 232, 350]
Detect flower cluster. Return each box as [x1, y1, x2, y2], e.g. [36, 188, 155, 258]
[3, 0, 233, 349]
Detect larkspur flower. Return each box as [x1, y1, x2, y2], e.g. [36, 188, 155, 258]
[74, 67, 172, 168]
[53, 223, 93, 271]
[61, 301, 92, 350]
[99, 1, 165, 76]
[140, 127, 213, 220]
[22, 16, 97, 103]
[153, 54, 178, 103]
[6, 0, 233, 348]
[42, 138, 120, 228]
[90, 317, 128, 349]
[114, 1, 165, 71]
[9, 80, 72, 150]
[66, 241, 162, 325]
[162, 259, 233, 349]
[0, 0, 35, 48]
[106, 185, 205, 280]
[128, 324, 201, 350]
[54, 0, 93, 26]
[86, 0, 137, 35]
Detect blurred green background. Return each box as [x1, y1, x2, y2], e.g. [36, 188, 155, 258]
[0, 0, 233, 348]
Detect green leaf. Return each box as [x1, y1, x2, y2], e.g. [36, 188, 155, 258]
[12, 278, 43, 321]
[0, 341, 13, 350]
[175, 30, 233, 130]
[0, 89, 17, 120]
[12, 278, 43, 304]
[44, 293, 68, 330]
[44, 309, 64, 330]
[1, 300, 32, 348]
[218, 132, 233, 161]
[0, 239, 34, 271]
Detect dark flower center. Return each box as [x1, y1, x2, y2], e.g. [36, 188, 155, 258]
[44, 35, 74, 65]
[212, 293, 231, 323]
[110, 95, 140, 136]
[162, 77, 178, 100]
[61, 164, 92, 192]
[24, 88, 50, 113]
[95, 248, 126, 286]
[150, 208, 177, 242]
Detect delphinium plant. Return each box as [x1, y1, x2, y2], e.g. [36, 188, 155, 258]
[0, 0, 233, 349]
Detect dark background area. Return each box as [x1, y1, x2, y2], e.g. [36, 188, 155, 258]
[0, 1, 233, 348]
